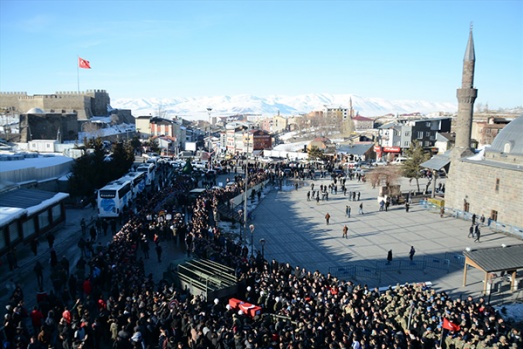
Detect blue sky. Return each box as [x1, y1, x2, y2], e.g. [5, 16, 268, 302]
[0, 0, 521, 108]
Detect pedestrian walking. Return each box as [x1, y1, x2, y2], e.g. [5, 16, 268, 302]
[359, 203, 364, 215]
[90, 225, 97, 242]
[386, 250, 393, 265]
[155, 243, 163, 262]
[440, 206, 445, 218]
[34, 261, 44, 290]
[409, 246, 416, 263]
[405, 202, 410, 213]
[357, 192, 361, 201]
[47, 231, 55, 248]
[316, 195, 320, 205]
[347, 205, 351, 218]
[80, 218, 87, 236]
[342, 225, 348, 239]
[307, 191, 311, 201]
[345, 205, 350, 218]
[468, 224, 474, 238]
[325, 213, 331, 225]
[30, 237, 39, 256]
[6, 248, 18, 271]
[474, 225, 481, 243]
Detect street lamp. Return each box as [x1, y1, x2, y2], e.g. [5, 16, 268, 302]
[237, 209, 243, 242]
[243, 132, 250, 242]
[206, 107, 212, 151]
[259, 238, 266, 259]
[249, 224, 255, 257]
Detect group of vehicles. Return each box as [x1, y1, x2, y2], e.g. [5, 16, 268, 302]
[96, 162, 156, 218]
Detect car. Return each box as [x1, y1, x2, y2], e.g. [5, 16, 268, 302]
[392, 157, 408, 165]
[356, 161, 371, 169]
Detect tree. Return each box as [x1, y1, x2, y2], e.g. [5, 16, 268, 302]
[130, 136, 142, 154]
[149, 138, 160, 154]
[307, 146, 325, 162]
[402, 142, 431, 193]
[367, 166, 402, 194]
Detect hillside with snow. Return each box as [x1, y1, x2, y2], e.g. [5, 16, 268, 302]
[111, 93, 457, 120]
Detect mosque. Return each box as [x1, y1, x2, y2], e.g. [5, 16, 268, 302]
[442, 29, 523, 229]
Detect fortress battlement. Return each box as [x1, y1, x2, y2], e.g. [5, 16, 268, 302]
[0, 92, 27, 96]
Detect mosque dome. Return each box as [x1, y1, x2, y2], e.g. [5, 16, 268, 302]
[26, 107, 46, 114]
[489, 115, 523, 155]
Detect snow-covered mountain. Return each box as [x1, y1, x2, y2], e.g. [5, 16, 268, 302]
[111, 93, 457, 120]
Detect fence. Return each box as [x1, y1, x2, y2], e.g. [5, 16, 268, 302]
[419, 203, 523, 240]
[422, 257, 451, 274]
[329, 265, 381, 286]
[444, 252, 466, 267]
[329, 256, 451, 287]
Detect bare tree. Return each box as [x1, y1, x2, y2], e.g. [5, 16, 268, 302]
[367, 166, 402, 193]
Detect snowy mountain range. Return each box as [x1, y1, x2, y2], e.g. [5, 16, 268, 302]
[111, 93, 458, 120]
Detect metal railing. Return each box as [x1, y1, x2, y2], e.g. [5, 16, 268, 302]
[419, 203, 523, 240]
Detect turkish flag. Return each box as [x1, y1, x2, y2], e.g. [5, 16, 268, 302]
[79, 57, 91, 69]
[442, 318, 461, 331]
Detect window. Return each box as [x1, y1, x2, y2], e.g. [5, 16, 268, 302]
[417, 132, 423, 139]
[426, 122, 431, 127]
[426, 131, 431, 137]
[404, 141, 410, 147]
[9, 222, 19, 244]
[404, 131, 410, 136]
[38, 211, 50, 230]
[495, 178, 500, 192]
[490, 210, 498, 222]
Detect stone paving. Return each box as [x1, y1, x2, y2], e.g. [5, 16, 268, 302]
[246, 175, 523, 304]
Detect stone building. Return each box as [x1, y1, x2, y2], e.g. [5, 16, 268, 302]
[19, 108, 79, 142]
[444, 29, 523, 228]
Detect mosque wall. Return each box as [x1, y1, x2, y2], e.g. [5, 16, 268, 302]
[445, 160, 523, 228]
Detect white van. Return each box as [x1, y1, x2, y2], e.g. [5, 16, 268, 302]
[392, 157, 408, 165]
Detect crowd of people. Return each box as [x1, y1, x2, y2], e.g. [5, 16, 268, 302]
[2, 162, 522, 349]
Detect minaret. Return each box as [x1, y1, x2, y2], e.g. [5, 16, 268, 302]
[452, 26, 478, 159]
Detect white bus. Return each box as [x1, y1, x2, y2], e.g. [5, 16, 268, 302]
[121, 172, 146, 198]
[136, 163, 156, 185]
[97, 180, 132, 218]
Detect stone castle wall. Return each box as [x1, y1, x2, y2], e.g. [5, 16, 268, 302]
[445, 160, 523, 227]
[0, 90, 109, 119]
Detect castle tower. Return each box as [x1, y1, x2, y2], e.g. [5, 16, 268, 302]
[452, 27, 478, 159]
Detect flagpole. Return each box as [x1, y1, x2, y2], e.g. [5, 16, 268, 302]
[77, 55, 80, 92]
[439, 328, 445, 348]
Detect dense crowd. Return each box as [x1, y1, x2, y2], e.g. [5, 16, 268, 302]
[2, 163, 522, 349]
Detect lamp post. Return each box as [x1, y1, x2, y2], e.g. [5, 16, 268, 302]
[243, 132, 250, 243]
[237, 209, 243, 242]
[206, 107, 212, 151]
[249, 224, 255, 257]
[259, 238, 265, 259]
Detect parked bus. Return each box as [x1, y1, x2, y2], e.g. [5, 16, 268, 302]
[121, 171, 146, 198]
[136, 163, 156, 185]
[97, 180, 132, 218]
